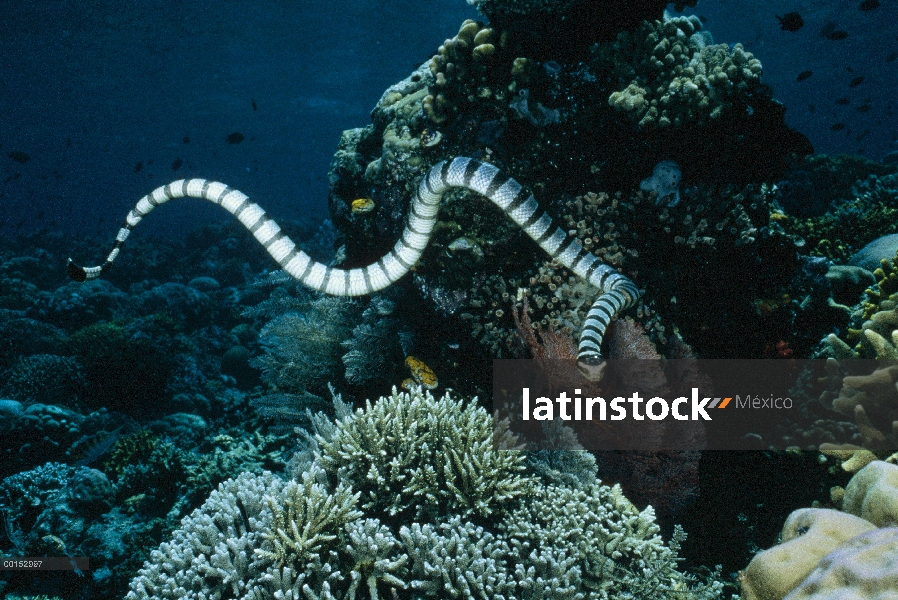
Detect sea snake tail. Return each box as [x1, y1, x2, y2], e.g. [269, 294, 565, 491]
[68, 157, 639, 378]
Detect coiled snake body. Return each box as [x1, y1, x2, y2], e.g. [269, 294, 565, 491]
[68, 157, 639, 378]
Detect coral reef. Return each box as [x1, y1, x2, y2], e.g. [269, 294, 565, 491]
[424, 20, 506, 125]
[316, 388, 533, 522]
[126, 389, 724, 599]
[785, 167, 898, 262]
[465, 0, 698, 62]
[321, 4, 815, 378]
[0, 354, 86, 408]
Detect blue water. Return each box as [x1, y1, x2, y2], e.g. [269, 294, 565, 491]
[2, 1, 896, 239]
[0, 0, 477, 237]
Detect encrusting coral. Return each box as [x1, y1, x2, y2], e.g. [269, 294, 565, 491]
[126, 387, 725, 599]
[739, 461, 898, 600]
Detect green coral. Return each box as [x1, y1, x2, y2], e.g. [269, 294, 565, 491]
[316, 387, 535, 522]
[595, 16, 762, 129]
[103, 431, 162, 481]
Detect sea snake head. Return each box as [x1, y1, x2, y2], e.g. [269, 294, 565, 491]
[577, 355, 607, 382]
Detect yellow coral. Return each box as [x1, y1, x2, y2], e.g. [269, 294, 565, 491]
[842, 460, 898, 527]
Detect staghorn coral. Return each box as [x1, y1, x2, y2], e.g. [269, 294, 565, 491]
[126, 471, 283, 600]
[595, 16, 761, 129]
[254, 468, 362, 569]
[401, 516, 513, 598]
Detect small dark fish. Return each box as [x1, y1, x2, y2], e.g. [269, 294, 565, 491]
[777, 12, 804, 31]
[859, 0, 880, 10]
[850, 76, 865, 87]
[830, 123, 846, 131]
[226, 132, 245, 144]
[796, 70, 813, 81]
[183, 136, 190, 144]
[3, 173, 21, 183]
[827, 30, 849, 40]
[251, 98, 258, 111]
[856, 103, 871, 112]
[73, 426, 126, 467]
[887, 51, 897, 63]
[37, 210, 44, 219]
[65, 138, 72, 148]
[134, 161, 143, 173]
[698, 15, 707, 23]
[171, 158, 183, 171]
[808, 103, 816, 112]
[7, 151, 30, 164]
[836, 97, 851, 105]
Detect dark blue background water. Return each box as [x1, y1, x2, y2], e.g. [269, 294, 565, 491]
[1, 0, 896, 242]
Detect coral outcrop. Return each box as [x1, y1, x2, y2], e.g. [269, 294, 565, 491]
[126, 388, 724, 599]
[595, 16, 762, 129]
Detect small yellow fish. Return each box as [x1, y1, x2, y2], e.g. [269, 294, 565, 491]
[351, 198, 376, 214]
[405, 355, 438, 389]
[43, 534, 67, 552]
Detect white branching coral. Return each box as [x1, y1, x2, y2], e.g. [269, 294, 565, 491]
[316, 387, 535, 521]
[401, 516, 514, 598]
[125, 471, 284, 600]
